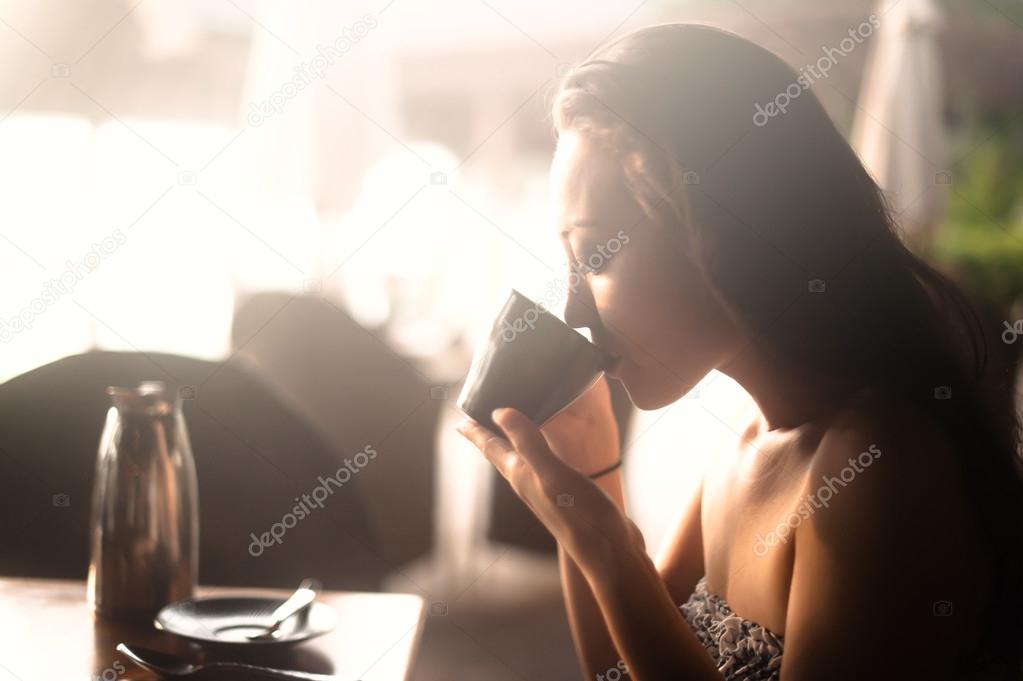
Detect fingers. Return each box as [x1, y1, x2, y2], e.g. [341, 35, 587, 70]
[455, 418, 518, 476]
[456, 409, 566, 482]
[491, 408, 570, 480]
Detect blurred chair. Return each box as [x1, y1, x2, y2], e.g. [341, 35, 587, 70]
[230, 292, 438, 571]
[0, 350, 385, 591]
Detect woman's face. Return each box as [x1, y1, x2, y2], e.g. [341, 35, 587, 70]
[549, 129, 738, 409]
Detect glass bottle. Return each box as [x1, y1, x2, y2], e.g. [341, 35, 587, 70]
[87, 381, 198, 621]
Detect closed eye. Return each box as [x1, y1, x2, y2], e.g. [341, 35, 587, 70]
[562, 228, 615, 277]
[572, 252, 610, 275]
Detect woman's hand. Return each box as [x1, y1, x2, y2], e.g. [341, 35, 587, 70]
[457, 407, 641, 571]
[539, 376, 621, 476]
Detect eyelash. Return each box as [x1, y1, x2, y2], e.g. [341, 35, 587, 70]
[572, 251, 608, 275]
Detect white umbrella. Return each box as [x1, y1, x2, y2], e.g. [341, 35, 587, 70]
[852, 0, 947, 244]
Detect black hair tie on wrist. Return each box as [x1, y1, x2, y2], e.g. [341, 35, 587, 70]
[587, 458, 623, 479]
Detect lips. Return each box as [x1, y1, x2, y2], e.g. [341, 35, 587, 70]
[590, 330, 623, 372]
[591, 338, 620, 367]
[606, 355, 625, 376]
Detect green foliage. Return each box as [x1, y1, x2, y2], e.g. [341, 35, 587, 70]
[935, 0, 1023, 26]
[947, 119, 1023, 224]
[932, 222, 1023, 311]
[930, 118, 1023, 311]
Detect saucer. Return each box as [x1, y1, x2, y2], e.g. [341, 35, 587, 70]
[155, 596, 336, 647]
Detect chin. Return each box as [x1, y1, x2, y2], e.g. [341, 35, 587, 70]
[613, 361, 690, 410]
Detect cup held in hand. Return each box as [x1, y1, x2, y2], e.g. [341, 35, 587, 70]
[457, 289, 613, 433]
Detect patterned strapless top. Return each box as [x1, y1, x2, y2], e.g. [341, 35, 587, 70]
[679, 575, 784, 681]
[679, 575, 1019, 680]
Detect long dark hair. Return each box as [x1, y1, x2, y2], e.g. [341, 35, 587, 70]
[552, 23, 1023, 672]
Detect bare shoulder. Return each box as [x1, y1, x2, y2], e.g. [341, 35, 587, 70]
[810, 396, 963, 499]
[779, 397, 990, 679]
[804, 396, 979, 566]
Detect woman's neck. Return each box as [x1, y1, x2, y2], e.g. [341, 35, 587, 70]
[718, 346, 857, 433]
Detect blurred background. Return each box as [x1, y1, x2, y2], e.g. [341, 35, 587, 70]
[0, 0, 1021, 678]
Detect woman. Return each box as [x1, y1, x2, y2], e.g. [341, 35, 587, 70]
[457, 23, 1023, 681]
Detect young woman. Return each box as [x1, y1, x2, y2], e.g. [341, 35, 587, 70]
[456, 23, 1023, 681]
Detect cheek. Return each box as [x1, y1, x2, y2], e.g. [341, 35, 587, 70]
[592, 249, 695, 364]
[595, 248, 731, 411]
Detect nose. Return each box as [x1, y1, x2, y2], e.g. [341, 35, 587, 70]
[564, 270, 602, 333]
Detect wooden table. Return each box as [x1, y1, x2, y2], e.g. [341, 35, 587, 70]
[0, 578, 425, 681]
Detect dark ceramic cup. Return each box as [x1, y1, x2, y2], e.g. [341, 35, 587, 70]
[457, 289, 613, 433]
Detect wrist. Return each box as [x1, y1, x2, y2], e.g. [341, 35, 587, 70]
[586, 458, 623, 479]
[590, 464, 626, 512]
[555, 448, 620, 475]
[544, 430, 620, 474]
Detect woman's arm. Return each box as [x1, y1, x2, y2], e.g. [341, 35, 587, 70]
[458, 408, 725, 681]
[654, 476, 706, 605]
[563, 469, 711, 680]
[581, 529, 722, 681]
[559, 468, 633, 679]
[780, 421, 978, 680]
[536, 378, 638, 678]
